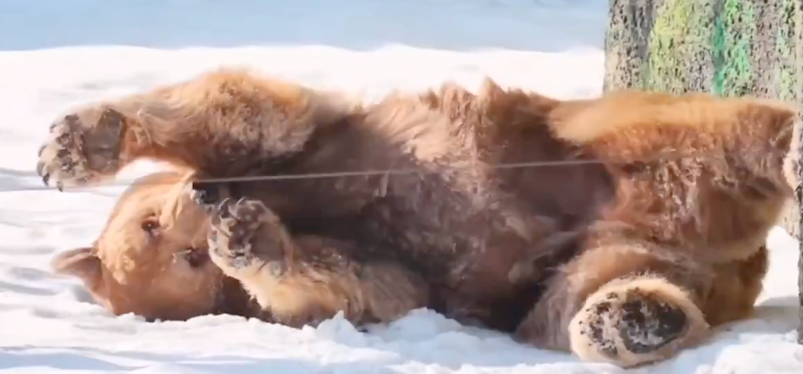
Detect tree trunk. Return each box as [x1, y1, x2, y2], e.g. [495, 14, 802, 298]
[797, 132, 803, 344]
[603, 0, 803, 343]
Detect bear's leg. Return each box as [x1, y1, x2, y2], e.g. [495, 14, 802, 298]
[36, 69, 336, 190]
[198, 192, 428, 328]
[515, 240, 712, 368]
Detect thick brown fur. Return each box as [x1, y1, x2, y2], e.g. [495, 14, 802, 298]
[51, 170, 428, 327]
[40, 68, 800, 368]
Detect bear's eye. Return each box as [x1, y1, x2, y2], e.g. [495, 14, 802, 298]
[140, 219, 159, 235]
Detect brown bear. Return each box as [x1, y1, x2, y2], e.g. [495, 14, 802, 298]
[50, 170, 428, 326]
[40, 68, 798, 368]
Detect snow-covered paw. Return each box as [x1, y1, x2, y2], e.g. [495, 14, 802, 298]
[36, 107, 126, 190]
[207, 197, 288, 277]
[568, 277, 705, 367]
[587, 291, 686, 354]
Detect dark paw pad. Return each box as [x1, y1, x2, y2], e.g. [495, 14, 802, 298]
[618, 294, 687, 354]
[581, 290, 688, 359]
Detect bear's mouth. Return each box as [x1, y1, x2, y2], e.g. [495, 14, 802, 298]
[175, 247, 209, 268]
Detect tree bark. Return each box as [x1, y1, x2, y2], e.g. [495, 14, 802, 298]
[603, 0, 803, 343]
[797, 131, 803, 344]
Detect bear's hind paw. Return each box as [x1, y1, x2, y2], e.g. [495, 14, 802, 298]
[568, 277, 707, 367]
[585, 291, 687, 356]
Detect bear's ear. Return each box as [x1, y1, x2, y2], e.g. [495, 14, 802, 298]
[51, 247, 102, 286]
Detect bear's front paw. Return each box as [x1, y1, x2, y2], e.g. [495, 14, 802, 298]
[208, 197, 289, 277]
[568, 277, 706, 367]
[36, 107, 126, 190]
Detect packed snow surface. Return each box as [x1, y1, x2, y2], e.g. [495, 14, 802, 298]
[0, 0, 801, 373]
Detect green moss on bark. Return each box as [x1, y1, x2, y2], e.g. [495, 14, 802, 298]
[645, 0, 715, 93]
[711, 0, 756, 96]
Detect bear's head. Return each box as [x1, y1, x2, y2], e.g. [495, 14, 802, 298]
[50, 171, 249, 321]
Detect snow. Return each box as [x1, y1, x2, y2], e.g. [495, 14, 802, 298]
[0, 0, 801, 373]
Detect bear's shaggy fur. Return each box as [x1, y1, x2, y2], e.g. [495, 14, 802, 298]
[41, 68, 798, 367]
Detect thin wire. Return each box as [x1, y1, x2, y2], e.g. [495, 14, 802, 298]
[0, 147, 760, 193]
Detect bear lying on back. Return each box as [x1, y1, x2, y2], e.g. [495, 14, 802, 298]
[41, 68, 798, 367]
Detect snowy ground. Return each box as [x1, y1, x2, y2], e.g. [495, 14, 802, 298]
[0, 0, 801, 373]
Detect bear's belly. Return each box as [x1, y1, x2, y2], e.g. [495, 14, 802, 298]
[356, 199, 537, 317]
